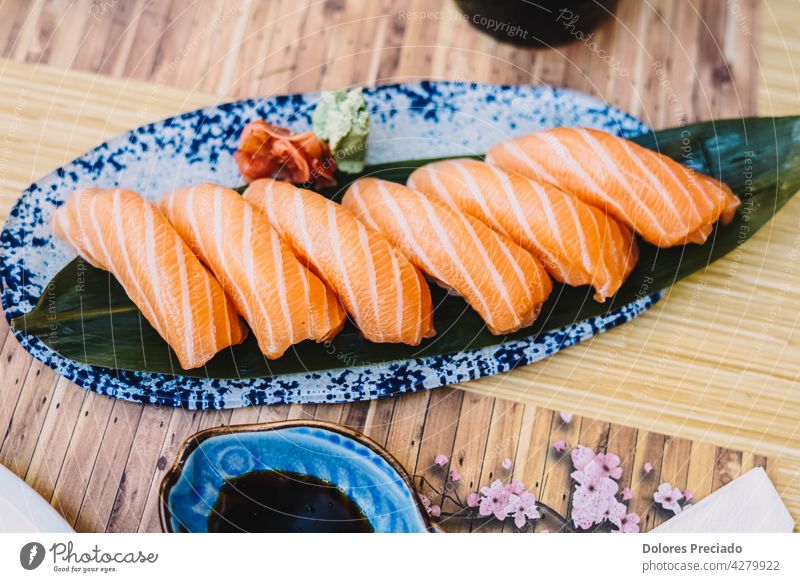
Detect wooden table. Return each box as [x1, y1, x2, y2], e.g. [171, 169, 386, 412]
[0, 0, 798, 532]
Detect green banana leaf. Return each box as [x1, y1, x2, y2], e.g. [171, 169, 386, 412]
[12, 117, 800, 378]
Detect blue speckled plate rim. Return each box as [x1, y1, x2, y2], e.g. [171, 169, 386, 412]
[0, 80, 662, 409]
[158, 420, 435, 533]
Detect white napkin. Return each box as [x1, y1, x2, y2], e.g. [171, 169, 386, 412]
[651, 467, 794, 533]
[0, 464, 74, 533]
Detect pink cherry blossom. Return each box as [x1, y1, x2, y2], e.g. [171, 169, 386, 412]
[434, 441, 639, 531]
[513, 509, 527, 528]
[571, 466, 619, 529]
[602, 499, 627, 527]
[643, 462, 654, 474]
[571, 469, 619, 498]
[595, 453, 624, 480]
[571, 504, 597, 530]
[434, 453, 449, 467]
[505, 493, 521, 514]
[508, 481, 525, 495]
[479, 480, 510, 520]
[572, 482, 616, 517]
[571, 445, 596, 471]
[682, 489, 693, 502]
[654, 482, 684, 514]
[560, 412, 573, 424]
[419, 494, 430, 507]
[616, 512, 640, 533]
[512, 491, 540, 528]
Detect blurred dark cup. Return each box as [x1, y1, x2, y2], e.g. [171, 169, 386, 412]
[455, 0, 618, 47]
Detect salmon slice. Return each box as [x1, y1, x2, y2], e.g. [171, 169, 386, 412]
[52, 188, 247, 370]
[408, 159, 638, 302]
[342, 178, 553, 335]
[159, 184, 346, 359]
[244, 179, 435, 345]
[487, 127, 741, 247]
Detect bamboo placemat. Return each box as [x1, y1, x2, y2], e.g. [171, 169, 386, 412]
[0, 0, 797, 530]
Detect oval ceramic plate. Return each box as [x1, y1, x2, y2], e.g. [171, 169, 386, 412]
[0, 82, 660, 408]
[160, 421, 433, 533]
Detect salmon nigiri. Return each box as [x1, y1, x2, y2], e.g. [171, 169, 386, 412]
[342, 178, 552, 335]
[487, 127, 740, 247]
[159, 184, 345, 359]
[408, 159, 638, 302]
[244, 179, 435, 345]
[53, 188, 247, 370]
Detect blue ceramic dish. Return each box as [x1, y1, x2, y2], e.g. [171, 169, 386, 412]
[0, 81, 661, 408]
[160, 421, 433, 533]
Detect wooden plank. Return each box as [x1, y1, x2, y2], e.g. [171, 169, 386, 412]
[439, 392, 493, 532]
[318, 0, 369, 89]
[659, 0, 702, 125]
[338, 400, 372, 433]
[512, 406, 554, 508]
[23, 378, 86, 501]
[118, 0, 173, 81]
[0, 333, 37, 459]
[411, 388, 463, 511]
[741, 451, 768, 474]
[374, 0, 404, 82]
[685, 441, 718, 503]
[48, 392, 116, 526]
[69, 0, 121, 73]
[360, 397, 396, 447]
[628, 431, 667, 532]
[102, 0, 148, 78]
[0, 0, 32, 57]
[73, 400, 144, 532]
[257, 403, 292, 424]
[8, 0, 45, 61]
[491, 41, 537, 85]
[313, 402, 344, 424]
[577, 416, 610, 454]
[536, 412, 580, 532]
[383, 391, 429, 471]
[105, 405, 173, 533]
[712, 448, 744, 490]
[289, 0, 338, 93]
[228, 0, 283, 98]
[0, 309, 8, 352]
[287, 403, 316, 421]
[607, 423, 639, 501]
[228, 405, 262, 426]
[652, 436, 692, 527]
[0, 358, 59, 475]
[477, 398, 524, 533]
[205, 1, 255, 96]
[28, 0, 88, 69]
[606, 423, 640, 528]
[759, 0, 800, 114]
[136, 409, 203, 532]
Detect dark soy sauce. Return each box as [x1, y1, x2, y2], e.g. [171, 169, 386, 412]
[208, 470, 374, 533]
[455, 0, 617, 47]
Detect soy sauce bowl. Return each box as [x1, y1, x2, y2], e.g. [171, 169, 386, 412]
[159, 420, 434, 533]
